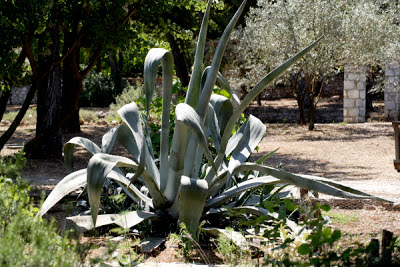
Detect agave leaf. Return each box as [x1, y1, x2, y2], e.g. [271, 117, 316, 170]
[298, 174, 385, 198]
[140, 237, 166, 253]
[64, 137, 101, 171]
[66, 211, 158, 232]
[118, 103, 160, 187]
[66, 214, 120, 232]
[114, 210, 159, 229]
[206, 176, 279, 208]
[178, 176, 209, 235]
[209, 36, 324, 182]
[210, 94, 234, 135]
[165, 122, 187, 202]
[184, 0, 248, 178]
[232, 163, 392, 202]
[107, 170, 154, 209]
[165, 1, 215, 201]
[175, 103, 217, 174]
[118, 102, 144, 158]
[197, 0, 247, 121]
[188, 103, 221, 178]
[87, 153, 167, 226]
[206, 206, 299, 233]
[215, 71, 241, 105]
[203, 227, 248, 249]
[101, 127, 119, 154]
[206, 103, 221, 151]
[227, 115, 266, 176]
[143, 48, 174, 192]
[201, 67, 241, 106]
[185, 0, 212, 108]
[37, 169, 87, 217]
[101, 125, 140, 161]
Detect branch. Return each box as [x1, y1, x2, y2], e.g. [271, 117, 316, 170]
[54, 32, 84, 66]
[22, 35, 38, 76]
[121, 0, 145, 26]
[80, 46, 103, 77]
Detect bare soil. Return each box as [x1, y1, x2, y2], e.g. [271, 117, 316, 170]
[1, 104, 400, 239]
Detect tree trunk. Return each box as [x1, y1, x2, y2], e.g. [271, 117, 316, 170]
[308, 78, 324, 131]
[62, 48, 82, 134]
[166, 33, 190, 88]
[0, 89, 11, 122]
[0, 84, 37, 152]
[308, 95, 316, 130]
[0, 49, 27, 124]
[25, 28, 63, 159]
[297, 98, 307, 125]
[109, 50, 122, 95]
[292, 74, 307, 125]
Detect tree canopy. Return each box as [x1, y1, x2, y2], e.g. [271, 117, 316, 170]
[231, 0, 400, 129]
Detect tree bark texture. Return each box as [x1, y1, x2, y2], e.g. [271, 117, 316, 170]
[25, 28, 63, 159]
[62, 47, 82, 134]
[166, 33, 190, 88]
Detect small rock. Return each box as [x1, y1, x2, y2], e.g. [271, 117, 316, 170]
[95, 111, 105, 118]
[96, 120, 108, 126]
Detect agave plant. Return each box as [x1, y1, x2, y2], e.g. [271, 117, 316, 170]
[38, 0, 388, 238]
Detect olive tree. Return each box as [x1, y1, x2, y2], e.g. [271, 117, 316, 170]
[231, 0, 400, 129]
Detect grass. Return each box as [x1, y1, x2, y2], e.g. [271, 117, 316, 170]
[2, 107, 101, 126]
[79, 109, 99, 123]
[2, 108, 37, 125]
[323, 210, 360, 224]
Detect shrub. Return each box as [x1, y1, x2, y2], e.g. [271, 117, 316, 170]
[80, 71, 116, 107]
[0, 150, 79, 266]
[108, 83, 144, 122]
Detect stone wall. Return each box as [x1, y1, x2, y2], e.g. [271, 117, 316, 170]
[1, 86, 33, 105]
[343, 65, 367, 123]
[384, 63, 400, 120]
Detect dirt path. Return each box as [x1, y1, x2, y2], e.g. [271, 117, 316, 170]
[255, 122, 400, 203]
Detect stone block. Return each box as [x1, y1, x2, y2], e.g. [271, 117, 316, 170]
[349, 108, 360, 117]
[348, 90, 359, 99]
[355, 99, 364, 107]
[357, 82, 366, 90]
[344, 81, 354, 90]
[359, 90, 366, 100]
[385, 69, 395, 77]
[348, 73, 357, 81]
[343, 99, 355, 108]
[359, 107, 366, 117]
[385, 101, 396, 111]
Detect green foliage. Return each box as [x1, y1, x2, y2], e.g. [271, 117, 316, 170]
[80, 71, 117, 107]
[255, 198, 400, 266]
[79, 108, 99, 123]
[231, 0, 400, 127]
[0, 151, 78, 266]
[216, 227, 251, 265]
[109, 83, 144, 121]
[0, 149, 26, 179]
